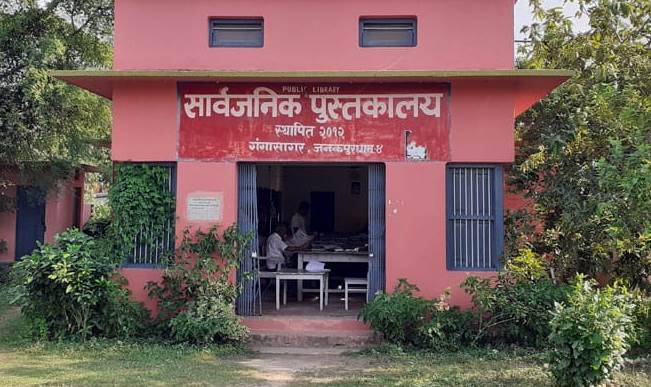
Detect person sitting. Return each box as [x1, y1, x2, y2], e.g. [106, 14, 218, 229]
[265, 224, 309, 270]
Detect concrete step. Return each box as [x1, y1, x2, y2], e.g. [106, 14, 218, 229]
[242, 316, 371, 333]
[250, 346, 352, 355]
[248, 329, 378, 348]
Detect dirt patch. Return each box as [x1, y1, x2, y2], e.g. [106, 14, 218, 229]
[235, 352, 373, 386]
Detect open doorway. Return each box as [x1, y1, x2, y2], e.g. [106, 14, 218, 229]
[237, 163, 385, 317]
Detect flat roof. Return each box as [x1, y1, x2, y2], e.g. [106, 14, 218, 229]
[51, 69, 573, 116]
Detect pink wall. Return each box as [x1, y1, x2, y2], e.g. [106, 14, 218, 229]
[385, 162, 492, 307]
[44, 181, 77, 242]
[125, 161, 239, 309]
[114, 0, 514, 71]
[449, 80, 516, 162]
[0, 176, 83, 263]
[112, 80, 178, 162]
[0, 185, 17, 262]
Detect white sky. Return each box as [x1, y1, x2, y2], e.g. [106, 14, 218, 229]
[514, 0, 590, 40]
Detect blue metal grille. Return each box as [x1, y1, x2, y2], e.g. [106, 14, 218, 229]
[368, 164, 386, 299]
[236, 163, 259, 316]
[446, 165, 503, 270]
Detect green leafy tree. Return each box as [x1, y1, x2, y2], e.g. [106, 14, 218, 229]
[511, 0, 650, 285]
[0, 0, 113, 210]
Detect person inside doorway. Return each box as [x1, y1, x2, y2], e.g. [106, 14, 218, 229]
[289, 201, 315, 248]
[266, 224, 309, 270]
[291, 201, 310, 235]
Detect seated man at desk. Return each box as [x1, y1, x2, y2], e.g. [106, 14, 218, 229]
[266, 224, 309, 270]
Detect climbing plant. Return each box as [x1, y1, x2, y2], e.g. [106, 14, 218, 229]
[108, 164, 176, 259]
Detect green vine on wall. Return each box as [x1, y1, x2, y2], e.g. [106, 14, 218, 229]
[108, 164, 175, 258]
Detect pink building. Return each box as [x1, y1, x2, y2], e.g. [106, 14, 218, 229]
[55, 0, 570, 328]
[0, 166, 86, 263]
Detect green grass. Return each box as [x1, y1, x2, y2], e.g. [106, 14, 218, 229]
[1, 284, 649, 386]
[291, 346, 651, 386]
[0, 285, 259, 386]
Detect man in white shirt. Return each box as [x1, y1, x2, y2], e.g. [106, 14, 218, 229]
[265, 224, 310, 270]
[290, 202, 310, 235]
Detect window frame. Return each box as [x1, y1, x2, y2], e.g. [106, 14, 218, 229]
[122, 162, 177, 268]
[359, 17, 417, 48]
[209, 18, 264, 48]
[445, 164, 504, 271]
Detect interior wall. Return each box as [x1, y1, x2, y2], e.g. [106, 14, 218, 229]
[257, 165, 368, 234]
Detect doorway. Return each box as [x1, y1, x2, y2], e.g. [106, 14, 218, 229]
[237, 163, 385, 317]
[14, 186, 46, 260]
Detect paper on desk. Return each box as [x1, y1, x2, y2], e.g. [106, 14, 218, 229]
[305, 261, 326, 272]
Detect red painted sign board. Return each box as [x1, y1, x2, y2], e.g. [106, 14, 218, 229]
[179, 83, 449, 161]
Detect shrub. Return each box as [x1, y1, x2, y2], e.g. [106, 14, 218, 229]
[416, 308, 475, 351]
[548, 276, 635, 387]
[82, 202, 112, 238]
[11, 229, 148, 339]
[147, 226, 251, 345]
[462, 275, 570, 347]
[630, 290, 651, 354]
[360, 279, 432, 345]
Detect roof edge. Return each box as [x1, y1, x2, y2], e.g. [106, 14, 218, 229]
[51, 68, 575, 79]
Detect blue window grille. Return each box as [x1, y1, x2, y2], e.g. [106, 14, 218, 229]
[124, 163, 177, 267]
[446, 165, 504, 271]
[359, 18, 417, 47]
[209, 18, 264, 48]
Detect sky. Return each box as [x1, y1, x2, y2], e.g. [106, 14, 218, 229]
[514, 0, 590, 39]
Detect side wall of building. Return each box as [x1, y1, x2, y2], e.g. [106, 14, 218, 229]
[0, 175, 84, 263]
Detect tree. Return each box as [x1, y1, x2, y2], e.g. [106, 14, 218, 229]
[0, 0, 113, 211]
[511, 0, 650, 286]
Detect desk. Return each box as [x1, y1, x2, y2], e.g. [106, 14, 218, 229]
[296, 251, 371, 301]
[275, 270, 329, 311]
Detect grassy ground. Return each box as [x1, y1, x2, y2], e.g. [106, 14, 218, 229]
[1, 285, 649, 386]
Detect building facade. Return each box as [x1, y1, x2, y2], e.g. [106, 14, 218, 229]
[55, 0, 570, 314]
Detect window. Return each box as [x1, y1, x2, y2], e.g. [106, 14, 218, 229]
[359, 18, 416, 47]
[209, 18, 263, 47]
[125, 163, 177, 266]
[446, 165, 503, 270]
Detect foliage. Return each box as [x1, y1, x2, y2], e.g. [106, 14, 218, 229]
[360, 279, 433, 345]
[10, 228, 148, 340]
[168, 289, 249, 345]
[82, 202, 111, 238]
[416, 307, 475, 351]
[108, 164, 175, 258]
[504, 247, 549, 282]
[361, 280, 476, 350]
[147, 226, 251, 345]
[0, 1, 112, 212]
[511, 0, 651, 285]
[629, 290, 651, 353]
[548, 276, 635, 386]
[462, 267, 570, 347]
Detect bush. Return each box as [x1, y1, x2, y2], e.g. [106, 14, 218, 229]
[360, 279, 433, 345]
[11, 229, 148, 339]
[361, 280, 475, 350]
[462, 275, 570, 347]
[630, 290, 651, 354]
[416, 307, 475, 351]
[82, 203, 111, 238]
[548, 276, 635, 387]
[147, 226, 251, 345]
[169, 288, 249, 345]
